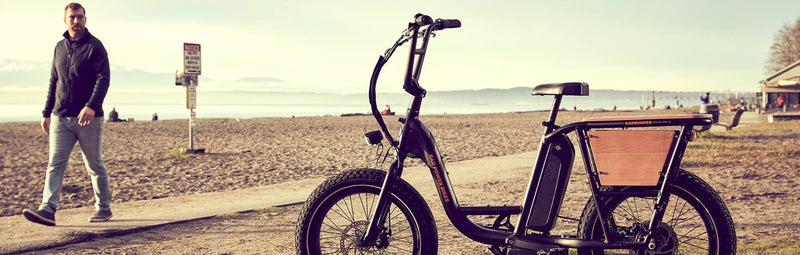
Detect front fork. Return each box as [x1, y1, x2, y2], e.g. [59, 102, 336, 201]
[359, 155, 405, 246]
[361, 96, 424, 246]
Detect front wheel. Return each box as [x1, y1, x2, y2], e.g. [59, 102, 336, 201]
[295, 168, 437, 254]
[577, 170, 736, 255]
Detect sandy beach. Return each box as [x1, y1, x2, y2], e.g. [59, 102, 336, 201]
[1, 109, 664, 218]
[2, 109, 800, 253]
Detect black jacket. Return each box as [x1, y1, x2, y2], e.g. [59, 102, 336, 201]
[42, 29, 110, 118]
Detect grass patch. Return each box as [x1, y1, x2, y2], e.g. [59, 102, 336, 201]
[164, 148, 212, 157]
[739, 237, 800, 254]
[696, 131, 732, 140]
[772, 147, 800, 157]
[215, 207, 285, 219]
[679, 158, 706, 167]
[685, 121, 800, 165]
[254, 206, 285, 213]
[165, 148, 189, 157]
[217, 212, 245, 219]
[686, 142, 764, 151]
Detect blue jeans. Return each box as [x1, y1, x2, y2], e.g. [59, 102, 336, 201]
[39, 116, 111, 213]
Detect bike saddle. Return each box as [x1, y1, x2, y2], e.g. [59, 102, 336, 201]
[532, 82, 589, 96]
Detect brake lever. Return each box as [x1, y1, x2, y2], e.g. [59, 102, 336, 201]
[384, 32, 413, 58]
[403, 26, 413, 37]
[419, 27, 437, 38]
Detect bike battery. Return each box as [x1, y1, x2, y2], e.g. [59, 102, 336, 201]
[525, 133, 575, 232]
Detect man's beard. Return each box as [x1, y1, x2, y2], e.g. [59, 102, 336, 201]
[70, 26, 84, 34]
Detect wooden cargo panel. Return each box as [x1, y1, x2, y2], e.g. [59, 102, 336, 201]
[588, 130, 676, 186]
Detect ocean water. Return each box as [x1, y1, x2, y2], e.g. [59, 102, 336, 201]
[0, 89, 753, 123]
[1, 103, 551, 122]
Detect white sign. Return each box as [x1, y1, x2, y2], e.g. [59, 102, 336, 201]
[183, 43, 201, 75]
[186, 84, 197, 109]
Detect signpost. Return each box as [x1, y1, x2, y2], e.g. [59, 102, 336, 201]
[177, 43, 204, 154]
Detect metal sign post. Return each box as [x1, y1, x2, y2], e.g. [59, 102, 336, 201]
[178, 43, 204, 154]
[186, 78, 198, 151]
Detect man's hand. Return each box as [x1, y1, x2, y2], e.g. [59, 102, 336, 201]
[41, 118, 51, 135]
[78, 107, 96, 126]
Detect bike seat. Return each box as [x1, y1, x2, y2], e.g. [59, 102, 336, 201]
[532, 82, 589, 96]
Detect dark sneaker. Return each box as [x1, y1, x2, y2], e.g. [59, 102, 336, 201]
[22, 209, 56, 226]
[89, 209, 113, 222]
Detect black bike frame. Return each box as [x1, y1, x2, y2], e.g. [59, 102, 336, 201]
[360, 17, 713, 251]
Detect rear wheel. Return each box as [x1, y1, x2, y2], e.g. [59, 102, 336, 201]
[577, 170, 736, 254]
[295, 168, 437, 254]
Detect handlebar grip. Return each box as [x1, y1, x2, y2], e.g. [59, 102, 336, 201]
[437, 19, 461, 29]
[414, 13, 433, 26]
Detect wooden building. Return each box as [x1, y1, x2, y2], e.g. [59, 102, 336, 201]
[761, 59, 800, 112]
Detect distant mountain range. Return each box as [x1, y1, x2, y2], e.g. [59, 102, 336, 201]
[1, 59, 753, 110]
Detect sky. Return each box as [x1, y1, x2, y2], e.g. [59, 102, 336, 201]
[2, 0, 800, 94]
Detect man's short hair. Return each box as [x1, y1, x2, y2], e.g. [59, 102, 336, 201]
[65, 2, 85, 15]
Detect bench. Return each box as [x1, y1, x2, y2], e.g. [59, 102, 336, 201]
[769, 112, 800, 122]
[713, 109, 745, 131]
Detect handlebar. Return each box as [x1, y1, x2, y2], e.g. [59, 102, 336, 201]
[369, 14, 460, 146]
[436, 19, 461, 29]
[413, 13, 460, 30]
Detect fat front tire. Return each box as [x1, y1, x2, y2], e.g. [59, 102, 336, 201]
[577, 170, 736, 255]
[295, 168, 437, 254]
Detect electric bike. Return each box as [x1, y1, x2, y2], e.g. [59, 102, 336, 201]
[296, 14, 736, 254]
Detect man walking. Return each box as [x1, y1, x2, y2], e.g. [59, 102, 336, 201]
[22, 2, 113, 226]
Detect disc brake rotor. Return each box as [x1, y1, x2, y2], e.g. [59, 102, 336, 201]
[635, 222, 679, 255]
[340, 220, 370, 253]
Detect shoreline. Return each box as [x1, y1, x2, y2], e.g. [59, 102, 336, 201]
[0, 106, 685, 124]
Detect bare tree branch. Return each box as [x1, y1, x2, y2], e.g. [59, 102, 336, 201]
[766, 17, 800, 74]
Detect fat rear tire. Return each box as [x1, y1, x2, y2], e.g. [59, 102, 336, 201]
[577, 170, 736, 254]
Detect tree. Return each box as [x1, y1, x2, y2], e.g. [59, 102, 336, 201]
[766, 17, 800, 74]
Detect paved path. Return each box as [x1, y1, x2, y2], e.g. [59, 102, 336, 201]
[738, 111, 766, 125]
[707, 110, 763, 132]
[0, 152, 537, 254]
[0, 177, 324, 254]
